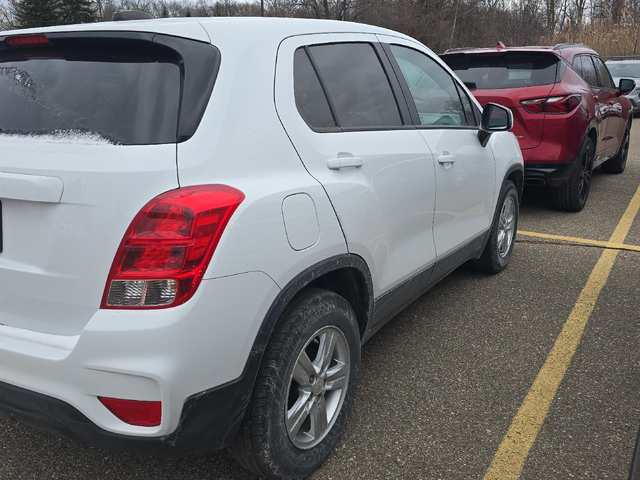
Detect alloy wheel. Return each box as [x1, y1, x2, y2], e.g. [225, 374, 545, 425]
[285, 326, 350, 450]
[622, 128, 630, 170]
[497, 196, 516, 258]
[578, 145, 593, 204]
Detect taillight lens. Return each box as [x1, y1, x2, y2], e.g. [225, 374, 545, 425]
[102, 185, 245, 309]
[98, 397, 162, 427]
[521, 94, 581, 114]
[5, 35, 51, 47]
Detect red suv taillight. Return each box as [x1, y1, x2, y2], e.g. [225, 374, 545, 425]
[521, 94, 581, 114]
[101, 185, 245, 309]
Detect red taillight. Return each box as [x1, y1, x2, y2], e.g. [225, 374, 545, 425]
[98, 397, 162, 427]
[102, 185, 245, 309]
[521, 94, 581, 114]
[5, 35, 51, 47]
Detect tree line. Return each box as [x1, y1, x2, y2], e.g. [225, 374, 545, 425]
[0, 0, 638, 55]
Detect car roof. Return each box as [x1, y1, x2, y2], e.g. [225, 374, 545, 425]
[0, 17, 415, 45]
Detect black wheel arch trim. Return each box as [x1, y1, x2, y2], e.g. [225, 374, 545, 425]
[503, 163, 524, 203]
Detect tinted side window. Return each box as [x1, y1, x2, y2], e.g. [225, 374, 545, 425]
[308, 43, 402, 129]
[580, 55, 599, 87]
[593, 56, 615, 89]
[293, 49, 336, 129]
[390, 45, 467, 126]
[572, 55, 584, 77]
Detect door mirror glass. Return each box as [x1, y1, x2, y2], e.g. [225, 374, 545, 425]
[481, 103, 513, 131]
[619, 78, 636, 95]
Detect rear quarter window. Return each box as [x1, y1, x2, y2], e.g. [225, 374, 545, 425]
[443, 52, 560, 90]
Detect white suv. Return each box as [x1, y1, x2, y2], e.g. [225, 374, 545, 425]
[0, 17, 523, 480]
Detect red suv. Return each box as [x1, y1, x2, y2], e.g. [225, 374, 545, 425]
[441, 43, 635, 211]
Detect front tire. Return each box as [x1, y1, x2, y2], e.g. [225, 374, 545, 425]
[552, 137, 594, 212]
[470, 180, 519, 274]
[228, 289, 361, 480]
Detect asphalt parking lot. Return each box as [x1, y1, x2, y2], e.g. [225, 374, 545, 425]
[3, 125, 640, 480]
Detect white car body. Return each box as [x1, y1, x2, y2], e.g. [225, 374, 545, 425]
[0, 17, 523, 460]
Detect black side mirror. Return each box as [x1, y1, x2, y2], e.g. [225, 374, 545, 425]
[478, 103, 513, 147]
[619, 78, 636, 96]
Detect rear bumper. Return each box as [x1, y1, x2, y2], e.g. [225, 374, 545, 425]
[524, 162, 574, 187]
[0, 271, 279, 456]
[0, 374, 251, 458]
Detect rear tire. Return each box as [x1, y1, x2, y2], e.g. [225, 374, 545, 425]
[228, 288, 361, 480]
[470, 180, 518, 274]
[552, 137, 594, 212]
[601, 122, 630, 174]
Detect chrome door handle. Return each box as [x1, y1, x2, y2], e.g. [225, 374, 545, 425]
[437, 154, 456, 165]
[327, 156, 363, 170]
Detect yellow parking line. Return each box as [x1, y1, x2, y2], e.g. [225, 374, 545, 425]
[484, 185, 640, 480]
[518, 230, 640, 253]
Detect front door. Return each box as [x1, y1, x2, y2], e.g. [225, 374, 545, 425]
[379, 36, 496, 261]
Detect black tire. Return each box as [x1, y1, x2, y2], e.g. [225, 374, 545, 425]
[470, 180, 519, 274]
[552, 137, 594, 212]
[601, 122, 631, 174]
[228, 288, 361, 480]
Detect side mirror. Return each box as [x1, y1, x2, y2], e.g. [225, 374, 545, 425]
[619, 78, 636, 96]
[478, 103, 513, 147]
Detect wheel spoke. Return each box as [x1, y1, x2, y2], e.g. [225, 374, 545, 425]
[286, 392, 312, 438]
[309, 395, 328, 439]
[315, 331, 337, 375]
[324, 361, 348, 391]
[293, 351, 316, 386]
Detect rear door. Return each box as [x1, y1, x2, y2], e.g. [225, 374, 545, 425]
[275, 34, 437, 296]
[593, 55, 625, 153]
[0, 37, 183, 335]
[382, 37, 496, 260]
[575, 54, 611, 156]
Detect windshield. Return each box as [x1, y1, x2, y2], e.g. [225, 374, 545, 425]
[442, 52, 559, 90]
[0, 47, 180, 145]
[607, 63, 640, 78]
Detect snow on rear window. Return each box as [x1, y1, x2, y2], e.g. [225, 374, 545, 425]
[0, 130, 115, 146]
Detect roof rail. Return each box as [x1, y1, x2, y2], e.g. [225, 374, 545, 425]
[553, 43, 590, 50]
[112, 10, 154, 21]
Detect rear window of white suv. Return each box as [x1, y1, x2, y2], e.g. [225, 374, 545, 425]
[0, 47, 180, 145]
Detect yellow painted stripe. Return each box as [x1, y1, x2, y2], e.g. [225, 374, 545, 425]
[484, 185, 640, 480]
[518, 230, 640, 253]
